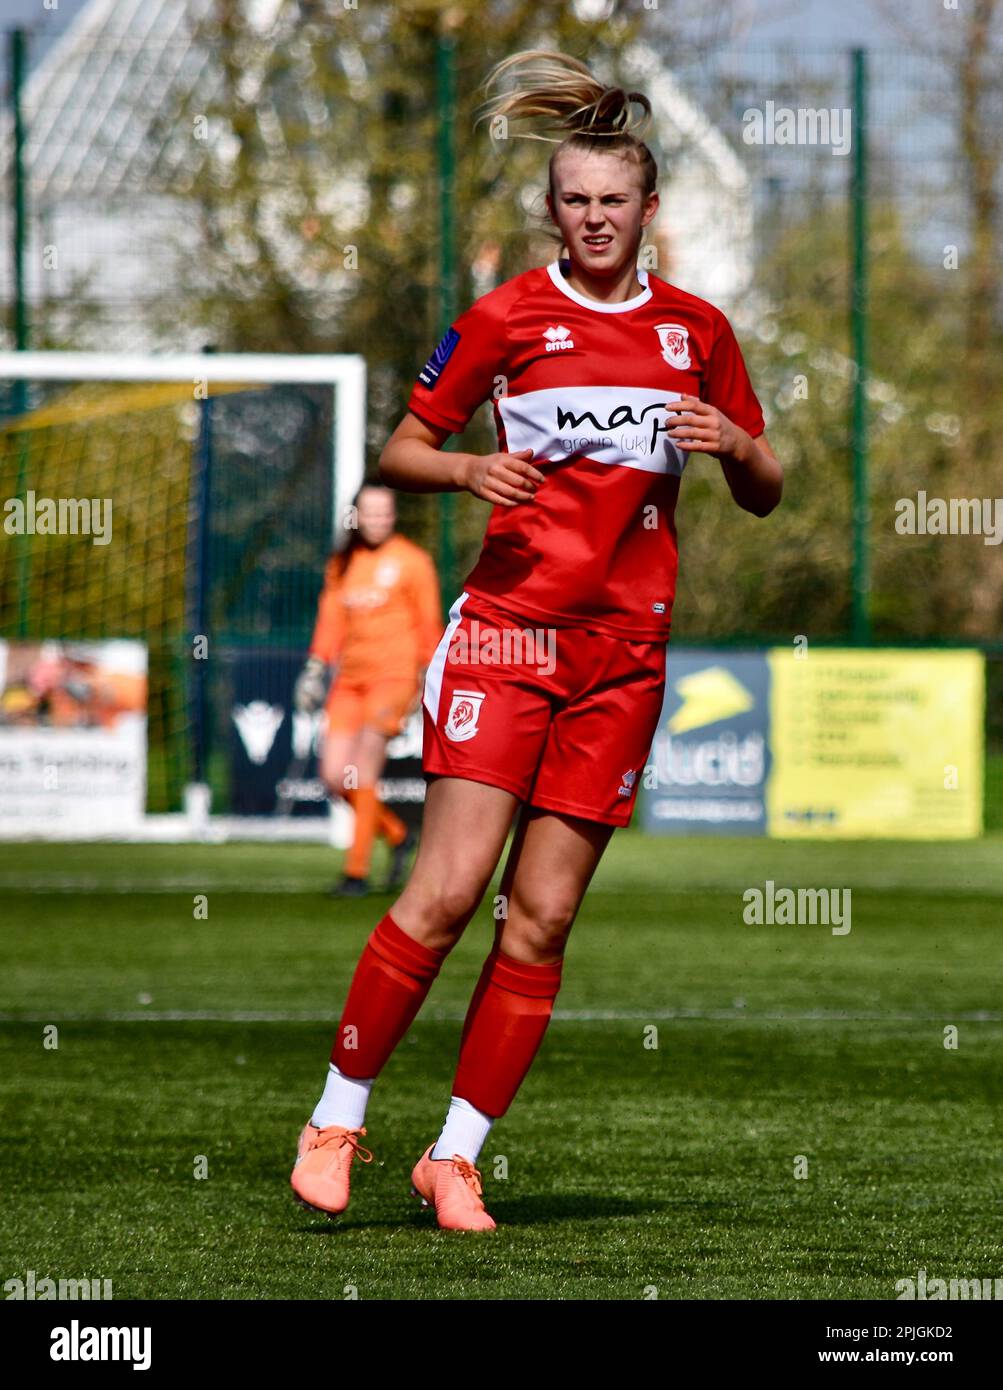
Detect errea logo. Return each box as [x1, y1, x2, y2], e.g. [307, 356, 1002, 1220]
[543, 325, 575, 352]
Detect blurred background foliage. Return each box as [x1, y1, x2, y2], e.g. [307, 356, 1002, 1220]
[2, 0, 1001, 644]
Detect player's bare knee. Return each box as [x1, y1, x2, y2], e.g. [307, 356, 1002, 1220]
[507, 897, 577, 958]
[395, 876, 485, 944]
[430, 879, 485, 933]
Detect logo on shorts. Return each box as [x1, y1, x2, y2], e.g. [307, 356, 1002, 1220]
[654, 322, 691, 370]
[444, 689, 486, 742]
[617, 769, 637, 799]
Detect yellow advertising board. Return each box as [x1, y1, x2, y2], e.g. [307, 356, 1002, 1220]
[766, 649, 984, 839]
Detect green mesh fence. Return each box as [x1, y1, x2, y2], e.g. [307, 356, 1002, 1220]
[0, 378, 334, 811]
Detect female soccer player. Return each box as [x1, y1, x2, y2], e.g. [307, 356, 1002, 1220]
[293, 482, 441, 895]
[291, 51, 782, 1231]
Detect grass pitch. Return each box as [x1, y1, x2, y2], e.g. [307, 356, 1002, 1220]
[1, 833, 1001, 1300]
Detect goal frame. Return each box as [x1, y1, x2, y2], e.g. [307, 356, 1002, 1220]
[0, 351, 367, 543]
[0, 350, 366, 843]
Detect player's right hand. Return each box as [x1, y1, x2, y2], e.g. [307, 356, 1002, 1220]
[461, 449, 546, 507]
[294, 655, 328, 713]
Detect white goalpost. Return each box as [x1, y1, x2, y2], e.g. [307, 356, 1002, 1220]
[0, 352, 367, 536]
[0, 351, 367, 844]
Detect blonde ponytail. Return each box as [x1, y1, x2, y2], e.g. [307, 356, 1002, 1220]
[475, 50, 652, 143]
[475, 51, 658, 249]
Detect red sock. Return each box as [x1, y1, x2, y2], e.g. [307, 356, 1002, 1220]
[452, 949, 564, 1118]
[332, 911, 447, 1078]
[459, 943, 500, 1050]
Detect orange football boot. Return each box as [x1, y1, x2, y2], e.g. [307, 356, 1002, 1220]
[409, 1145, 497, 1232]
[291, 1123, 374, 1216]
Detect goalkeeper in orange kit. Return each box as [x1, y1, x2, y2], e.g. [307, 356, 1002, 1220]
[294, 482, 442, 896]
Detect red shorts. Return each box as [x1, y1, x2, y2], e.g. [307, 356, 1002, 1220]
[421, 590, 667, 826]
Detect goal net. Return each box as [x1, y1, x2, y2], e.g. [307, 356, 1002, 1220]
[0, 352, 365, 839]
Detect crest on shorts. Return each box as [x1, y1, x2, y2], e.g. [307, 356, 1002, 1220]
[444, 689, 486, 742]
[654, 322, 691, 370]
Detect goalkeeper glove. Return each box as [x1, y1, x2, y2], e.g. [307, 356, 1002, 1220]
[294, 656, 328, 713]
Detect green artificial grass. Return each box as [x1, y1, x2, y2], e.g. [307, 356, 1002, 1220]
[1, 835, 1001, 1299]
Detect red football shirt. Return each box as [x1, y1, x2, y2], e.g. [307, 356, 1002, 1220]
[406, 259, 765, 640]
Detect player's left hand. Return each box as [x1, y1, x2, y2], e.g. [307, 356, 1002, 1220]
[664, 396, 748, 460]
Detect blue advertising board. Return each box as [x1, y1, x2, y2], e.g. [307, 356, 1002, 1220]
[641, 648, 771, 836]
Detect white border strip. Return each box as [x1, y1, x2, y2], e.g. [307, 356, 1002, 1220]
[0, 350, 363, 384]
[422, 591, 468, 722]
[547, 260, 652, 313]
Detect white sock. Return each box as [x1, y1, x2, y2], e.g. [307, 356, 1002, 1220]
[430, 1096, 494, 1164]
[310, 1062, 374, 1131]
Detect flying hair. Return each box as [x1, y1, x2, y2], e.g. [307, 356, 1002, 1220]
[474, 51, 658, 247]
[475, 50, 653, 143]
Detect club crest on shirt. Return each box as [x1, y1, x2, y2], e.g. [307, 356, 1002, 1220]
[654, 322, 691, 371]
[375, 560, 399, 587]
[444, 689, 486, 742]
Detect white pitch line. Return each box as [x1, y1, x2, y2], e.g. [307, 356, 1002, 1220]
[0, 1009, 1001, 1024]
